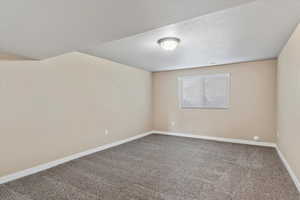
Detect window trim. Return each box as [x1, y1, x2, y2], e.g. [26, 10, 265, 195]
[178, 73, 231, 109]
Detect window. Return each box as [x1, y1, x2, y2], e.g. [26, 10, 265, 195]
[178, 73, 230, 109]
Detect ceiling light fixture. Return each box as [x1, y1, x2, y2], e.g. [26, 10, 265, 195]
[157, 37, 180, 51]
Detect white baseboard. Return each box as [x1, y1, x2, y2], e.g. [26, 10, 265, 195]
[0, 131, 152, 185]
[276, 146, 300, 193]
[152, 131, 276, 147]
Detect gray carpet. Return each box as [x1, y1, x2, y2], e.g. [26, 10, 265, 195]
[1, 134, 299, 200]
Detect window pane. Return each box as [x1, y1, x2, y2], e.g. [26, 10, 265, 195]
[181, 76, 204, 107]
[204, 74, 230, 108]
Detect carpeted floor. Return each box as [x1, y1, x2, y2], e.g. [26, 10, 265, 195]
[1, 134, 299, 200]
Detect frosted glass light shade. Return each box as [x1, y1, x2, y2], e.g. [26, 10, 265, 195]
[158, 37, 180, 51]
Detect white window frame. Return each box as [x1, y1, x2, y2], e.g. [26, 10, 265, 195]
[178, 73, 231, 109]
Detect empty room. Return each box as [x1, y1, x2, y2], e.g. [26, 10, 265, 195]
[1, 0, 300, 199]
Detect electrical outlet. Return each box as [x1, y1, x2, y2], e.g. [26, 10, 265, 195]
[105, 129, 109, 135]
[171, 121, 175, 126]
[0, 80, 5, 89]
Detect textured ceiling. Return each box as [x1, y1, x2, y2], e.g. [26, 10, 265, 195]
[0, 0, 254, 59]
[83, 0, 300, 71]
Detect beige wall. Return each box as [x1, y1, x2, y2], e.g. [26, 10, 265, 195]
[0, 52, 152, 177]
[153, 60, 277, 142]
[277, 24, 300, 182]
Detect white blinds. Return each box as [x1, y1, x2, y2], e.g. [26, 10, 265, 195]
[179, 73, 230, 109]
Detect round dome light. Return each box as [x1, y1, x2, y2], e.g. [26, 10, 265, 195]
[157, 37, 180, 51]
